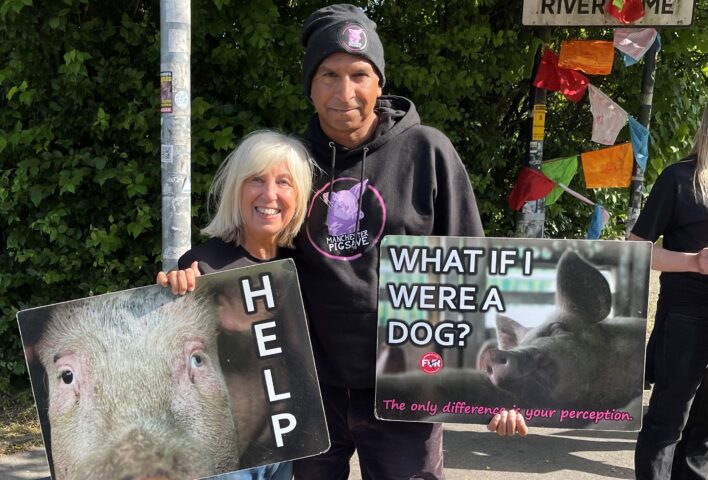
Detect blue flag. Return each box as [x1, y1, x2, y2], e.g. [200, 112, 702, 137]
[585, 204, 609, 240]
[629, 116, 649, 170]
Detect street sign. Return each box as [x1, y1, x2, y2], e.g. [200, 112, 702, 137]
[522, 0, 695, 27]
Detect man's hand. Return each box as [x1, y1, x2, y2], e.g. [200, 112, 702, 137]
[487, 408, 529, 437]
[156, 261, 201, 295]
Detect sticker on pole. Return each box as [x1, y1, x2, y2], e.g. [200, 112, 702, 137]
[532, 104, 546, 141]
[160, 71, 172, 113]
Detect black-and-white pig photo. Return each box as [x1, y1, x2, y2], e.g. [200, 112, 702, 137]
[375, 237, 652, 431]
[18, 260, 329, 480]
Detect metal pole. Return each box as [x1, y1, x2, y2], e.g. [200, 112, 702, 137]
[515, 29, 548, 238]
[160, 0, 192, 271]
[625, 37, 659, 239]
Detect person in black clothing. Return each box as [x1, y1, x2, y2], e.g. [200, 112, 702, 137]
[292, 5, 526, 480]
[158, 129, 315, 480]
[630, 104, 708, 479]
[158, 129, 314, 280]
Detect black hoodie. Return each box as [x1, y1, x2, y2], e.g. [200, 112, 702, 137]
[293, 95, 484, 388]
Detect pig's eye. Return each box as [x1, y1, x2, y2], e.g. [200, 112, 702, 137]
[60, 370, 74, 384]
[190, 353, 205, 368]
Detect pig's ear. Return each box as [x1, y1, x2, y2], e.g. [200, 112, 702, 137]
[495, 314, 528, 350]
[556, 250, 611, 323]
[351, 179, 368, 198]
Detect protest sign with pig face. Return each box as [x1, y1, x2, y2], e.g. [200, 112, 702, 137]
[477, 250, 646, 413]
[18, 260, 328, 480]
[36, 289, 238, 480]
[375, 237, 650, 430]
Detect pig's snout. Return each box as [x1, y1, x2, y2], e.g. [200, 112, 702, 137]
[480, 348, 543, 385]
[479, 348, 518, 386]
[76, 428, 200, 480]
[480, 346, 559, 396]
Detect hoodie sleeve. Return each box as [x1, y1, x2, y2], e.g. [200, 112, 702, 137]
[432, 138, 485, 238]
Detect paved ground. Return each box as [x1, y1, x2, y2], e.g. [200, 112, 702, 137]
[0, 421, 641, 480]
[0, 449, 49, 480]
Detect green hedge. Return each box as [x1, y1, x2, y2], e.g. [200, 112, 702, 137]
[1, 0, 707, 391]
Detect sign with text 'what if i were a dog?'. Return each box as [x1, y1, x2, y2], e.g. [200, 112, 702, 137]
[375, 237, 652, 431]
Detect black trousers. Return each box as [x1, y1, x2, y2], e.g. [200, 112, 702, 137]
[293, 385, 444, 480]
[635, 304, 708, 480]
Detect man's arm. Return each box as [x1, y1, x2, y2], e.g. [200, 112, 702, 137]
[431, 136, 484, 237]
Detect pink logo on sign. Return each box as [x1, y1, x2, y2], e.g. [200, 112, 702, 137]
[420, 352, 443, 374]
[340, 23, 367, 52]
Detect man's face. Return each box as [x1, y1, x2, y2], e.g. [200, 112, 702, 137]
[310, 52, 382, 147]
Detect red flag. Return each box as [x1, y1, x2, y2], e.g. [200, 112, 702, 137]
[558, 68, 589, 102]
[606, 0, 645, 24]
[533, 49, 561, 91]
[533, 49, 589, 103]
[508, 167, 556, 210]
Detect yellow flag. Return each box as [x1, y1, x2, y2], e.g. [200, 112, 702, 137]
[559, 40, 615, 75]
[581, 143, 634, 188]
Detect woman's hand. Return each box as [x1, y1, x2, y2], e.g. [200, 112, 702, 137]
[156, 261, 201, 295]
[487, 408, 529, 437]
[696, 248, 708, 275]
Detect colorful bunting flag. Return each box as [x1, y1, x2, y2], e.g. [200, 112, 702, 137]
[606, 0, 645, 24]
[614, 28, 657, 62]
[533, 49, 562, 91]
[621, 32, 661, 66]
[586, 204, 611, 239]
[541, 156, 579, 205]
[588, 84, 628, 145]
[558, 40, 615, 76]
[628, 116, 650, 170]
[533, 49, 589, 102]
[558, 68, 589, 102]
[581, 143, 634, 188]
[557, 182, 596, 206]
[508, 167, 556, 211]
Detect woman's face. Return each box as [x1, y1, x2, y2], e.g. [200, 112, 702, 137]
[239, 161, 298, 244]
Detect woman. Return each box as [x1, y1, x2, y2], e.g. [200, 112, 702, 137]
[158, 129, 316, 480]
[630, 105, 708, 479]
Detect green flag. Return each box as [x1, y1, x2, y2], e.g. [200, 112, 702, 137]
[541, 156, 578, 205]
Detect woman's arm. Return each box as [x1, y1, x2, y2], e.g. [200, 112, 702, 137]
[628, 233, 708, 274]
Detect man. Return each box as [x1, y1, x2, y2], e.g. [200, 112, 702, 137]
[292, 5, 526, 479]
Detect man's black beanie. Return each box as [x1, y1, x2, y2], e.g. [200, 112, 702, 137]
[301, 3, 385, 98]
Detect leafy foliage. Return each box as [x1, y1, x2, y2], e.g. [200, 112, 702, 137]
[1, 0, 708, 391]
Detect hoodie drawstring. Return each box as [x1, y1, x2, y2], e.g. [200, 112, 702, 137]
[355, 147, 368, 235]
[326, 142, 337, 207]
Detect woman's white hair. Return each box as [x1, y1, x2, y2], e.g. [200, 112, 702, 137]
[201, 130, 315, 248]
[689, 104, 708, 203]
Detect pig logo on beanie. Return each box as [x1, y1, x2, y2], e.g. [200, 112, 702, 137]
[340, 24, 367, 52]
